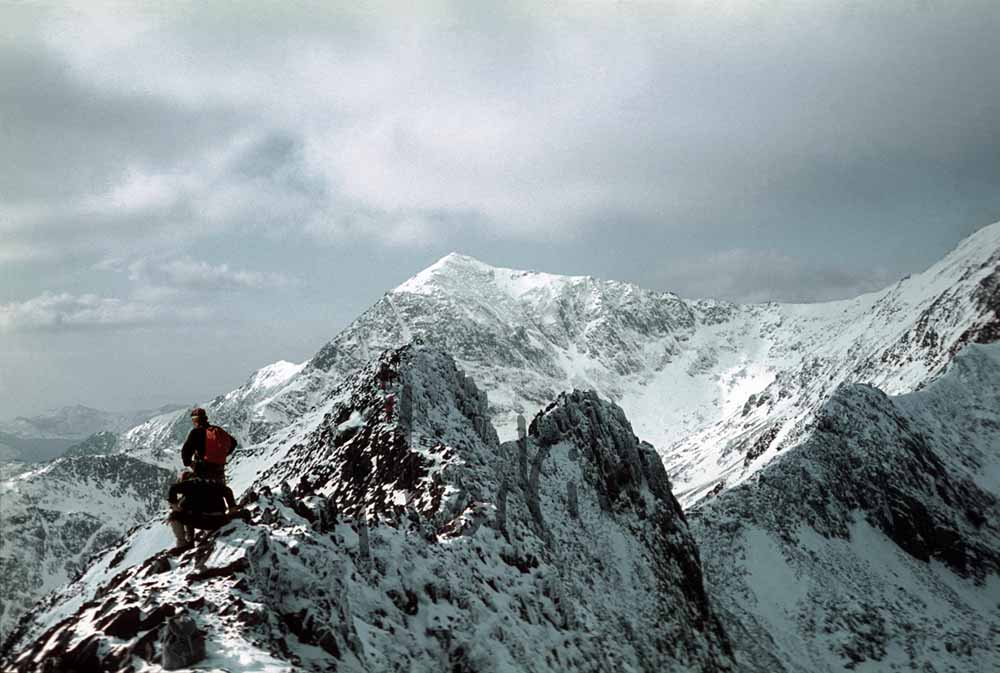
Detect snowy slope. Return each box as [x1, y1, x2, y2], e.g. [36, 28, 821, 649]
[115, 223, 999, 505]
[1, 221, 996, 653]
[306, 222, 1000, 505]
[118, 360, 309, 470]
[689, 342, 1000, 672]
[668, 222, 1000, 503]
[0, 454, 174, 641]
[4, 347, 735, 673]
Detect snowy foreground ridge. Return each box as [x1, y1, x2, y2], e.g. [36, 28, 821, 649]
[3, 341, 1000, 672]
[0, 221, 998, 671]
[4, 347, 735, 672]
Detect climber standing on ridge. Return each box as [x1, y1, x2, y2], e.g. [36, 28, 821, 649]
[181, 407, 238, 482]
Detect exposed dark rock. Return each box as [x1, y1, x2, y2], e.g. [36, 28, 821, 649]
[742, 421, 782, 467]
[98, 606, 141, 639]
[529, 390, 673, 511]
[141, 555, 172, 577]
[566, 481, 579, 518]
[952, 266, 1000, 352]
[386, 589, 419, 616]
[138, 604, 176, 631]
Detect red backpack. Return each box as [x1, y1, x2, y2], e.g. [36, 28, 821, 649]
[203, 426, 235, 465]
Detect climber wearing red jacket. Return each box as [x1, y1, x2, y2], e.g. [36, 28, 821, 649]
[181, 407, 238, 481]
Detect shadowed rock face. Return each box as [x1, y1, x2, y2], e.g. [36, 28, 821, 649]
[955, 263, 1000, 349]
[700, 380, 999, 581]
[250, 346, 500, 523]
[517, 390, 730, 661]
[530, 390, 674, 510]
[3, 347, 735, 673]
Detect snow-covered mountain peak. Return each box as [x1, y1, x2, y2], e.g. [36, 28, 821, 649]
[193, 223, 1000, 509]
[240, 359, 306, 396]
[398, 252, 689, 310]
[3, 213, 999, 670]
[394, 252, 492, 294]
[101, 221, 997, 508]
[394, 252, 590, 302]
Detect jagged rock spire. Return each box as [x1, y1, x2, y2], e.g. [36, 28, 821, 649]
[4, 346, 734, 673]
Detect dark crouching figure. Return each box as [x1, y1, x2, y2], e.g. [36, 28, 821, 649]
[167, 473, 241, 551]
[181, 407, 238, 481]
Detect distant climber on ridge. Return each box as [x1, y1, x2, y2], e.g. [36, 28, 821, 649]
[181, 407, 238, 481]
[166, 471, 241, 552]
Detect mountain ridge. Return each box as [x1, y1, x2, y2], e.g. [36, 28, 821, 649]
[690, 341, 1000, 672]
[4, 347, 736, 672]
[0, 220, 997, 651]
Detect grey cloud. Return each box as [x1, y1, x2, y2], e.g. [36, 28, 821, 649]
[124, 256, 299, 291]
[0, 42, 244, 204]
[4, 1, 999, 262]
[656, 249, 898, 304]
[0, 291, 183, 332]
[2, 1, 999, 416]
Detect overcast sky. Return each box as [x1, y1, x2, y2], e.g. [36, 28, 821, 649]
[2, 1, 999, 419]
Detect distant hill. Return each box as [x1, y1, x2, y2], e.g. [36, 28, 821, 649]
[0, 404, 184, 462]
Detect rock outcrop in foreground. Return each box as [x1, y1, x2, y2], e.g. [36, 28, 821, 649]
[3, 347, 734, 673]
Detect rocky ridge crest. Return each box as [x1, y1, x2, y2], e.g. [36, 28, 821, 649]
[3, 347, 734, 673]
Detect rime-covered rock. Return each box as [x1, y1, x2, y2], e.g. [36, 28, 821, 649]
[2, 222, 999, 667]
